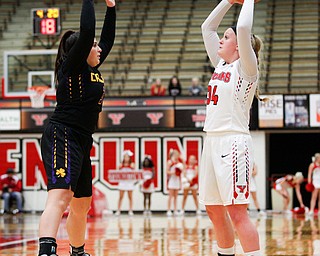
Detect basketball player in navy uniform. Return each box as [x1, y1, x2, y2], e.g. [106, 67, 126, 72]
[199, 0, 263, 255]
[38, 0, 116, 255]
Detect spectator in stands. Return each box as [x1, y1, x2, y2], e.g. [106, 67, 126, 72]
[188, 77, 204, 96]
[0, 168, 22, 214]
[168, 76, 182, 96]
[273, 172, 305, 214]
[116, 150, 136, 216]
[150, 78, 166, 96]
[307, 153, 320, 216]
[38, 0, 116, 256]
[199, 0, 265, 255]
[141, 155, 155, 215]
[166, 149, 184, 216]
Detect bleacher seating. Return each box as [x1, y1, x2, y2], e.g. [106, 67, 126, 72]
[0, 0, 319, 97]
[264, 0, 319, 93]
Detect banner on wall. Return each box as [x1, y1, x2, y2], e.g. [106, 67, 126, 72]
[3, 95, 319, 131]
[284, 95, 309, 128]
[174, 97, 206, 129]
[258, 95, 283, 128]
[309, 94, 320, 127]
[21, 109, 53, 130]
[0, 109, 21, 130]
[0, 133, 203, 211]
[98, 97, 175, 129]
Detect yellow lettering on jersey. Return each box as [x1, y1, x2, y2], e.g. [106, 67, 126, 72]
[91, 72, 104, 83]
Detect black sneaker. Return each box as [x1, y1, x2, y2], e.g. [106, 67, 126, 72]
[39, 254, 58, 256]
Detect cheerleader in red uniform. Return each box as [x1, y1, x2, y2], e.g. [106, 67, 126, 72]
[141, 156, 155, 215]
[116, 150, 135, 216]
[166, 149, 184, 216]
[307, 153, 320, 215]
[181, 155, 201, 215]
[274, 172, 304, 214]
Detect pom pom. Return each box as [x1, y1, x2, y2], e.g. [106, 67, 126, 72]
[182, 177, 190, 189]
[175, 167, 182, 176]
[305, 183, 315, 192]
[175, 163, 183, 176]
[143, 179, 152, 189]
[189, 176, 198, 187]
[293, 207, 305, 214]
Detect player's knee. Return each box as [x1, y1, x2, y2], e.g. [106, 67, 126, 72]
[70, 202, 91, 216]
[56, 198, 71, 212]
[229, 209, 248, 227]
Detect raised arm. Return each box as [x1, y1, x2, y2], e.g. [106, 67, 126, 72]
[236, 0, 258, 78]
[63, 0, 95, 73]
[201, 0, 232, 67]
[96, 0, 116, 68]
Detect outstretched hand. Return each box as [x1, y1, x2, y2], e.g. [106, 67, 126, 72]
[106, 0, 115, 7]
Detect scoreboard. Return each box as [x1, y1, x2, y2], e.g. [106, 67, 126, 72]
[32, 8, 61, 36]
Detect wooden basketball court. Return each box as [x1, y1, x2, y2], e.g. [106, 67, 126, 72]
[0, 211, 319, 255]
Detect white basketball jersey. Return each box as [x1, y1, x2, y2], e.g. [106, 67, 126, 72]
[204, 59, 257, 134]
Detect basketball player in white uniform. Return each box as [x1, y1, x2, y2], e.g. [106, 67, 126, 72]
[308, 153, 320, 215]
[199, 0, 263, 255]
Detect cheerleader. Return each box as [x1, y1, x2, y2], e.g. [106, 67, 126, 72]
[308, 153, 320, 215]
[274, 172, 304, 214]
[116, 150, 135, 216]
[141, 156, 155, 215]
[181, 155, 201, 215]
[166, 149, 183, 216]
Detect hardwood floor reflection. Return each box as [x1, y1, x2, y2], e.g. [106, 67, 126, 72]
[0, 211, 320, 255]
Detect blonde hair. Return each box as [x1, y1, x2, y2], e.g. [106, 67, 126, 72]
[294, 172, 304, 182]
[312, 153, 320, 162]
[251, 34, 268, 103]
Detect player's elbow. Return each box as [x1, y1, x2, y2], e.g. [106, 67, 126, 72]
[236, 24, 251, 37]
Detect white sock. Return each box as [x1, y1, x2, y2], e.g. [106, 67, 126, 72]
[245, 250, 260, 256]
[217, 245, 235, 255]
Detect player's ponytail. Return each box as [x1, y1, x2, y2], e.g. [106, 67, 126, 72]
[251, 34, 268, 102]
[54, 30, 79, 84]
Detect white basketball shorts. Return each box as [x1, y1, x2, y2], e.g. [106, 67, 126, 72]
[199, 133, 254, 206]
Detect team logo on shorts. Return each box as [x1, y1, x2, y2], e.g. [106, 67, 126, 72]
[236, 185, 249, 199]
[56, 168, 66, 178]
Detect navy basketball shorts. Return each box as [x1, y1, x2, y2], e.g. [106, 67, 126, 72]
[41, 122, 93, 198]
[199, 133, 254, 206]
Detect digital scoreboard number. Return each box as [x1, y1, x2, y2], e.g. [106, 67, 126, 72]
[32, 8, 61, 36]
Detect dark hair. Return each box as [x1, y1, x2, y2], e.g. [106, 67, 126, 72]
[230, 25, 237, 35]
[54, 30, 80, 83]
[168, 76, 181, 88]
[6, 168, 15, 174]
[142, 157, 154, 168]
